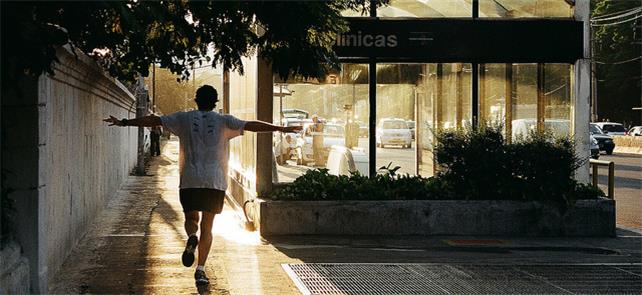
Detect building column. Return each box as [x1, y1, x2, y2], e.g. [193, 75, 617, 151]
[574, 0, 591, 183]
[255, 56, 273, 196]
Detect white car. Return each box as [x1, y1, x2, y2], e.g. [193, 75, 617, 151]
[592, 122, 627, 136]
[627, 126, 642, 136]
[295, 123, 346, 165]
[376, 118, 412, 148]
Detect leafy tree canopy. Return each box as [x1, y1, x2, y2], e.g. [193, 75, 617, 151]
[591, 0, 641, 125]
[1, 1, 384, 84]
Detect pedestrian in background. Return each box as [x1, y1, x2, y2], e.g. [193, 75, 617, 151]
[311, 115, 325, 166]
[150, 125, 162, 156]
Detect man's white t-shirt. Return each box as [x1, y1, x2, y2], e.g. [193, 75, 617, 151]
[161, 110, 246, 190]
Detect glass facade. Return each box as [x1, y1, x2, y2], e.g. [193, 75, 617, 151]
[371, 0, 572, 18]
[225, 2, 582, 188]
[479, 63, 574, 141]
[479, 0, 573, 18]
[229, 56, 258, 191]
[266, 62, 574, 182]
[273, 64, 370, 182]
[377, 0, 472, 17]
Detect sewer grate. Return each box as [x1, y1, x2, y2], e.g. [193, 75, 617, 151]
[282, 263, 642, 295]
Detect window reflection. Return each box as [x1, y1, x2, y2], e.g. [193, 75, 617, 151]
[229, 57, 258, 189]
[512, 63, 538, 140]
[376, 64, 422, 176]
[272, 63, 574, 182]
[376, 63, 470, 177]
[377, 0, 472, 17]
[374, 0, 572, 18]
[544, 64, 573, 137]
[273, 64, 369, 183]
[479, 64, 508, 128]
[479, 0, 573, 18]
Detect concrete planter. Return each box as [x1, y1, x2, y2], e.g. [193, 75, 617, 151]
[257, 198, 615, 237]
[1, 243, 30, 294]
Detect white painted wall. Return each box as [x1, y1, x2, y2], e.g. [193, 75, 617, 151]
[2, 46, 138, 293]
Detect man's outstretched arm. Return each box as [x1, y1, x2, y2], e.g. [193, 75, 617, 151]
[103, 115, 162, 127]
[244, 121, 301, 133]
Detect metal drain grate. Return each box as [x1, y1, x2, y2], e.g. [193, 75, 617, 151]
[282, 263, 642, 295]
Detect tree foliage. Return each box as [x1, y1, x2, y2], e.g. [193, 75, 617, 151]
[1, 1, 382, 87]
[591, 0, 642, 125]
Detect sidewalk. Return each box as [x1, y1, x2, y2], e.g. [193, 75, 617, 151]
[50, 137, 641, 294]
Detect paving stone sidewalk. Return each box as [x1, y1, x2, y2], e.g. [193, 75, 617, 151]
[50, 137, 642, 294]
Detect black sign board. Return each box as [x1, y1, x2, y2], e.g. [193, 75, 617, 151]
[334, 18, 584, 63]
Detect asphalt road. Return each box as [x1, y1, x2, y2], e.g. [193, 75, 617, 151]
[596, 153, 642, 230]
[355, 137, 418, 175]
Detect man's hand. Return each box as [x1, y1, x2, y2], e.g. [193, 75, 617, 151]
[282, 126, 302, 133]
[103, 115, 124, 126]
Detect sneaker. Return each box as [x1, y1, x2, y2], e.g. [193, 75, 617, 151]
[194, 269, 210, 286]
[181, 235, 198, 267]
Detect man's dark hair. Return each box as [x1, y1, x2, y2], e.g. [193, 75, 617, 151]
[195, 85, 218, 111]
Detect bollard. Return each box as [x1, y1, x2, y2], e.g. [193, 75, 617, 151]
[608, 162, 614, 199]
[589, 159, 615, 199]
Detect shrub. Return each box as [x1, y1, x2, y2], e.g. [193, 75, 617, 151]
[268, 124, 603, 205]
[434, 124, 586, 207]
[268, 166, 446, 201]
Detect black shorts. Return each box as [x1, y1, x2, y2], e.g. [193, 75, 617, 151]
[179, 188, 225, 214]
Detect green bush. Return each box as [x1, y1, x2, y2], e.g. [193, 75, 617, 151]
[434, 125, 585, 207]
[268, 167, 447, 201]
[268, 124, 603, 206]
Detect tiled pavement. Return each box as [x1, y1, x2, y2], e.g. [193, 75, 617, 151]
[50, 137, 642, 294]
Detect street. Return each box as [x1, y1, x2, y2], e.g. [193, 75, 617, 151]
[597, 153, 642, 229]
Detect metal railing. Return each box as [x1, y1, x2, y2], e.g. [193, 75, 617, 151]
[589, 159, 615, 199]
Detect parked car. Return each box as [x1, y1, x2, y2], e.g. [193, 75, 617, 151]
[376, 118, 412, 148]
[282, 118, 312, 128]
[358, 123, 368, 138]
[295, 122, 346, 165]
[407, 120, 416, 139]
[627, 126, 642, 136]
[590, 123, 615, 155]
[592, 122, 627, 136]
[590, 134, 600, 159]
[282, 108, 309, 119]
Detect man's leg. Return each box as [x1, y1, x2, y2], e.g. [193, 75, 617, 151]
[194, 211, 215, 285]
[197, 211, 215, 267]
[155, 138, 161, 155]
[184, 211, 199, 236]
[182, 211, 200, 267]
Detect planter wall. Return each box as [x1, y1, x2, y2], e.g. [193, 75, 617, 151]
[258, 199, 615, 237]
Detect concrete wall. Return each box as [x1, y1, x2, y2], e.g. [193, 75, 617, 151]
[573, 1, 591, 183]
[2, 46, 138, 293]
[613, 135, 642, 154]
[259, 199, 615, 237]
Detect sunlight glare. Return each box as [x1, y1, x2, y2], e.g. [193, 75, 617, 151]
[212, 209, 262, 246]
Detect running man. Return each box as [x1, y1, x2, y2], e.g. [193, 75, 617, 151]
[104, 85, 300, 286]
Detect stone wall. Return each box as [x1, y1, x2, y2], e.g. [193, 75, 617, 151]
[613, 135, 642, 154]
[2, 46, 138, 293]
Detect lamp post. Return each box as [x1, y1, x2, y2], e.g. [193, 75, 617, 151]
[273, 83, 292, 125]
